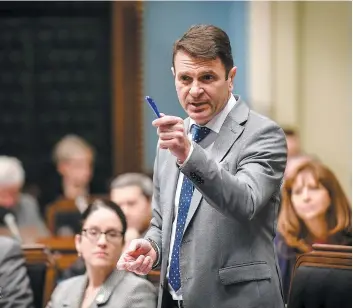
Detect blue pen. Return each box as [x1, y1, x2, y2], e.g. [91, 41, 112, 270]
[145, 96, 161, 118]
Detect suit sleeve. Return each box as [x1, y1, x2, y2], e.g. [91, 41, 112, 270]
[180, 123, 287, 221]
[0, 240, 34, 308]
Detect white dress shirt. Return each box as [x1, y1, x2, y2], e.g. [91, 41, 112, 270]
[167, 94, 237, 299]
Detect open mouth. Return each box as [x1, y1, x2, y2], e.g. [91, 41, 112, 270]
[190, 102, 207, 107]
[188, 102, 208, 112]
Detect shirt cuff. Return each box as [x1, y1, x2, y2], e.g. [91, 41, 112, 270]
[177, 143, 194, 167]
[146, 238, 161, 269]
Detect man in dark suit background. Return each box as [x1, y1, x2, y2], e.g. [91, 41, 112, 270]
[118, 24, 287, 308]
[0, 236, 34, 308]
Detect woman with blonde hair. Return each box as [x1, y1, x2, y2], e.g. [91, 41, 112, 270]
[276, 160, 351, 301]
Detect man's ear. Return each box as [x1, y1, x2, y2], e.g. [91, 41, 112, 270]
[228, 66, 237, 92]
[171, 67, 175, 77]
[228, 66, 237, 82]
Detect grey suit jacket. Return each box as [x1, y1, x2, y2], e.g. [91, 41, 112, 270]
[145, 97, 287, 308]
[15, 193, 50, 237]
[0, 236, 34, 308]
[46, 270, 157, 308]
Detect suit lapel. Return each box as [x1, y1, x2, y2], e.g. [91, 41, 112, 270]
[184, 188, 203, 232]
[61, 271, 124, 308]
[162, 153, 179, 224]
[210, 99, 248, 162]
[160, 147, 180, 268]
[184, 99, 249, 232]
[61, 275, 87, 308]
[159, 120, 187, 282]
[92, 270, 124, 306]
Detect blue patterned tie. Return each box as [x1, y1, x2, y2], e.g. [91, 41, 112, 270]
[169, 124, 211, 291]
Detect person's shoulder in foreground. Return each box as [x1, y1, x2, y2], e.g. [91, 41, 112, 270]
[0, 236, 34, 308]
[47, 270, 156, 308]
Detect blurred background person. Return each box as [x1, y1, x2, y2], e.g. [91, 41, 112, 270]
[39, 134, 95, 214]
[283, 128, 302, 159]
[110, 173, 153, 238]
[61, 173, 153, 279]
[0, 236, 34, 308]
[0, 156, 49, 242]
[284, 154, 315, 180]
[282, 127, 318, 179]
[276, 160, 352, 302]
[46, 199, 156, 308]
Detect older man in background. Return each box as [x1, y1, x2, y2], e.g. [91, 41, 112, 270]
[0, 156, 49, 242]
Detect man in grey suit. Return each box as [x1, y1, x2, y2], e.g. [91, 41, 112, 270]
[0, 236, 34, 308]
[118, 24, 287, 308]
[0, 156, 49, 241]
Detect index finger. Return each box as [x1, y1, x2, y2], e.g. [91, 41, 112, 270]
[152, 115, 183, 127]
[125, 240, 142, 254]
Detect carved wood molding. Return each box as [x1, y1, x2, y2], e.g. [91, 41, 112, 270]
[112, 1, 143, 175]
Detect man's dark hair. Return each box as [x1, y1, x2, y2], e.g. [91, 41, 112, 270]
[172, 24, 234, 79]
[283, 128, 298, 137]
[110, 173, 153, 200]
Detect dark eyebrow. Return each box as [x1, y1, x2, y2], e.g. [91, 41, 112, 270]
[200, 70, 217, 76]
[105, 228, 120, 233]
[177, 70, 217, 78]
[177, 71, 191, 77]
[84, 226, 120, 232]
[84, 225, 99, 229]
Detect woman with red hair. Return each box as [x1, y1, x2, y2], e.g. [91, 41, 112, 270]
[276, 160, 351, 301]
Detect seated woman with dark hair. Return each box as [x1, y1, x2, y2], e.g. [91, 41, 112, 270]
[46, 200, 156, 308]
[276, 160, 352, 302]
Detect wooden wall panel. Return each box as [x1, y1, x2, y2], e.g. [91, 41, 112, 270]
[112, 1, 143, 175]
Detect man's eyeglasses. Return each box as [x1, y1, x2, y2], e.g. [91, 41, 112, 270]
[82, 227, 124, 243]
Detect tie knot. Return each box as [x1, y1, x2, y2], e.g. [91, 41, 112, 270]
[190, 124, 211, 143]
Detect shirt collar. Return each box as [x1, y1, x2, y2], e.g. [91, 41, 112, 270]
[189, 93, 237, 133]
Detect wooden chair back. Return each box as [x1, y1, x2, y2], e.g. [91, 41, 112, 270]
[287, 244, 352, 308]
[36, 237, 78, 272]
[46, 195, 109, 235]
[46, 199, 80, 235]
[22, 244, 56, 308]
